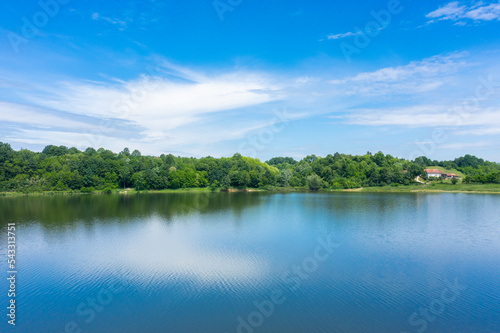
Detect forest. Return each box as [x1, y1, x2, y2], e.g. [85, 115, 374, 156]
[0, 142, 499, 193]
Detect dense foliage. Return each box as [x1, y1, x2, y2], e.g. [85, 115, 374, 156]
[0, 142, 499, 193]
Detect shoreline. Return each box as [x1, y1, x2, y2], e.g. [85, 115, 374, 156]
[2, 184, 500, 196]
[358, 188, 500, 194]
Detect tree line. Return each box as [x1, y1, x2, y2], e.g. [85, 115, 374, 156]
[0, 142, 499, 193]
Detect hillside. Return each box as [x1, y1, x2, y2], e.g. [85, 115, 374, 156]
[425, 166, 465, 178]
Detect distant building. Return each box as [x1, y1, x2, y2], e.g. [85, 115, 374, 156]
[444, 173, 460, 179]
[425, 169, 443, 178]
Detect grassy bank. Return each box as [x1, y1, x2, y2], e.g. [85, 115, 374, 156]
[150, 184, 500, 194]
[0, 187, 265, 197]
[2, 183, 500, 197]
[358, 183, 500, 193]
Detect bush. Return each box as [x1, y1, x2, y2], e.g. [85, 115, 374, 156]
[80, 187, 94, 193]
[343, 180, 360, 189]
[451, 178, 459, 185]
[102, 187, 113, 194]
[307, 174, 322, 191]
[209, 181, 219, 191]
[330, 182, 343, 190]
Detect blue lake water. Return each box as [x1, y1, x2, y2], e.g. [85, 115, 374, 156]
[1, 192, 499, 332]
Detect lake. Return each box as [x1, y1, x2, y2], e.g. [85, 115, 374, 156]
[1, 192, 499, 332]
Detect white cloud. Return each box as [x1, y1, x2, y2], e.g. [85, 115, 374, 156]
[455, 127, 500, 135]
[328, 53, 467, 96]
[2, 62, 293, 156]
[327, 30, 364, 40]
[426, 1, 500, 23]
[464, 2, 500, 20]
[25, 69, 282, 137]
[326, 26, 386, 40]
[2, 51, 499, 158]
[0, 102, 95, 130]
[426, 2, 467, 21]
[91, 12, 128, 30]
[440, 141, 493, 149]
[341, 105, 500, 130]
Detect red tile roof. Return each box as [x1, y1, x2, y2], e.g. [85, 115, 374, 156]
[425, 169, 443, 174]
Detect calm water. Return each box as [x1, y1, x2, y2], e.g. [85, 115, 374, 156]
[1, 192, 499, 333]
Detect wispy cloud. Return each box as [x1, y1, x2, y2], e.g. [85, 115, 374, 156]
[426, 1, 500, 24]
[2, 61, 292, 155]
[0, 102, 95, 130]
[2, 50, 499, 159]
[455, 127, 500, 135]
[327, 30, 364, 40]
[440, 141, 493, 149]
[26, 69, 282, 133]
[341, 105, 500, 128]
[91, 12, 129, 30]
[328, 52, 467, 96]
[326, 26, 387, 40]
[324, 50, 500, 144]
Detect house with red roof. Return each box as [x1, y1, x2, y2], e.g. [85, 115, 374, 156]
[444, 173, 460, 179]
[424, 169, 443, 178]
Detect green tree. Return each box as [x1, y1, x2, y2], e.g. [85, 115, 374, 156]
[120, 148, 130, 157]
[220, 175, 231, 190]
[307, 174, 322, 191]
[132, 171, 147, 190]
[42, 145, 68, 157]
[0, 142, 15, 164]
[278, 169, 292, 187]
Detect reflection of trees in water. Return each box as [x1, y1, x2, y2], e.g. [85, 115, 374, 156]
[0, 192, 427, 236]
[300, 192, 419, 226]
[0, 192, 271, 230]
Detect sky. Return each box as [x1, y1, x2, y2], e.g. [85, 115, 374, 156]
[0, 0, 500, 162]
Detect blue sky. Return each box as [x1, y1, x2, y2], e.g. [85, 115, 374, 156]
[1, 0, 500, 161]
